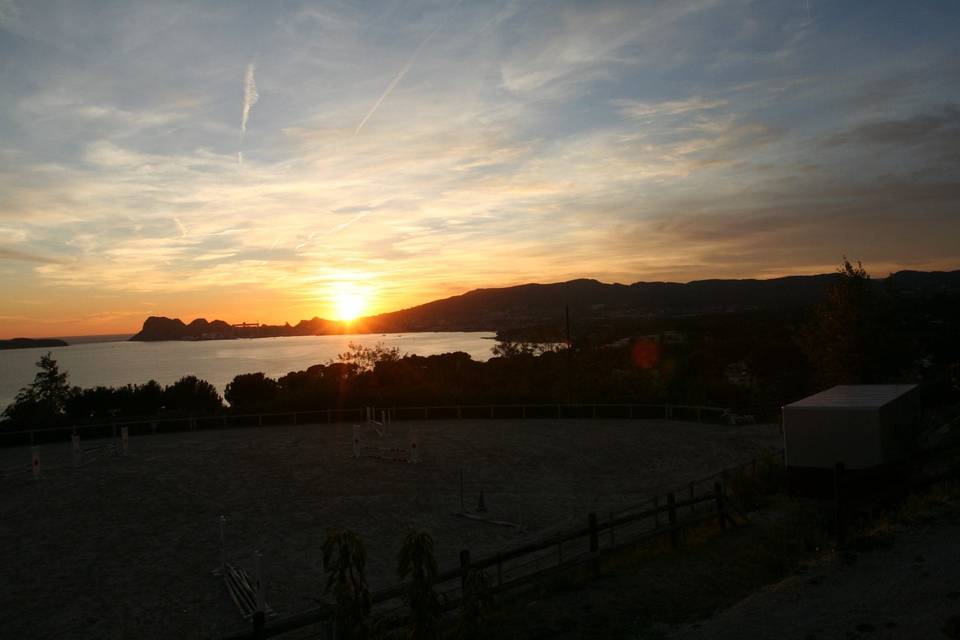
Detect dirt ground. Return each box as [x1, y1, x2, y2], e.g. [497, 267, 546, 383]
[0, 418, 780, 639]
[667, 515, 960, 640]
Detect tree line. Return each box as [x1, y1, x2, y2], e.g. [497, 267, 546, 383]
[3, 260, 958, 431]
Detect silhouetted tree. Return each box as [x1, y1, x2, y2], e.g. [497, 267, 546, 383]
[2, 352, 71, 428]
[337, 342, 403, 372]
[398, 531, 441, 640]
[162, 376, 222, 414]
[323, 529, 372, 640]
[225, 372, 280, 411]
[64, 380, 165, 423]
[797, 258, 904, 386]
[131, 380, 164, 415]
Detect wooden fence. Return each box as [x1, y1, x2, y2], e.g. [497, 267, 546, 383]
[0, 402, 736, 448]
[220, 476, 751, 640]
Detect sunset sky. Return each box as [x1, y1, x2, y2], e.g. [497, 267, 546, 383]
[1, 0, 958, 337]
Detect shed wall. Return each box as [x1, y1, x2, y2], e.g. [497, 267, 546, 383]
[783, 408, 883, 470]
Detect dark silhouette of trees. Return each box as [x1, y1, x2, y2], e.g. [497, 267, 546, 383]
[2, 352, 71, 428]
[64, 380, 165, 423]
[162, 375, 222, 414]
[398, 531, 442, 640]
[323, 529, 371, 640]
[337, 342, 402, 372]
[224, 373, 280, 411]
[798, 258, 907, 387]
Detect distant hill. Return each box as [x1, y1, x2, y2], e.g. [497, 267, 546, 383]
[130, 269, 960, 341]
[360, 269, 960, 333]
[0, 338, 69, 350]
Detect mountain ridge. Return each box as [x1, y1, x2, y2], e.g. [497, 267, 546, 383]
[128, 269, 960, 342]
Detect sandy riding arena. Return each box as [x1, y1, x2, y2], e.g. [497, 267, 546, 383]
[0, 418, 781, 638]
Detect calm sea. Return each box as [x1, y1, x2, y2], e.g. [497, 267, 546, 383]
[0, 332, 496, 409]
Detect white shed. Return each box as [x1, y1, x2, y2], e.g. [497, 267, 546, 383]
[782, 385, 919, 470]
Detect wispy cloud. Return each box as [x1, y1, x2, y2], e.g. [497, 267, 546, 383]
[615, 97, 727, 120]
[241, 62, 258, 134]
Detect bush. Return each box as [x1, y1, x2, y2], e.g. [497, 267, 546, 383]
[162, 376, 222, 414]
[225, 373, 280, 412]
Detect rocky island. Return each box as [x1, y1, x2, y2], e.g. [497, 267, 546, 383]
[0, 338, 69, 350]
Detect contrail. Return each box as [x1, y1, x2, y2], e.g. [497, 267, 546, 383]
[173, 217, 188, 237]
[241, 63, 259, 134]
[354, 1, 461, 136]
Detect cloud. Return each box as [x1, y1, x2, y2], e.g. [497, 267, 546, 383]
[824, 105, 960, 148]
[241, 62, 259, 134]
[0, 0, 17, 27]
[615, 97, 727, 120]
[0, 246, 62, 264]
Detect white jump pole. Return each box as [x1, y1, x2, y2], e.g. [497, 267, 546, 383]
[120, 426, 129, 456]
[72, 434, 82, 468]
[31, 447, 41, 479]
[352, 425, 361, 458]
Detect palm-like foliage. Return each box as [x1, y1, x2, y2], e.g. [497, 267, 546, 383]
[323, 529, 372, 640]
[459, 567, 493, 640]
[398, 531, 442, 640]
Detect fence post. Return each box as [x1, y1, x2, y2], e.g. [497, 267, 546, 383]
[834, 461, 846, 547]
[589, 512, 599, 553]
[667, 493, 679, 549]
[714, 482, 726, 531]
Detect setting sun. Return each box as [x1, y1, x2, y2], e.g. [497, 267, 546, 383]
[335, 292, 366, 322]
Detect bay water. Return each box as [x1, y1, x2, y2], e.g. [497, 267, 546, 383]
[0, 332, 496, 409]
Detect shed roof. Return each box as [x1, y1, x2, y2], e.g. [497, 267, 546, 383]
[785, 384, 917, 410]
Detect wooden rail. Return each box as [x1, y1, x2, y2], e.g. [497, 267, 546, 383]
[220, 481, 742, 640]
[0, 402, 735, 448]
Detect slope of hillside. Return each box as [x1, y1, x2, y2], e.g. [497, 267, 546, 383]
[130, 270, 960, 341]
